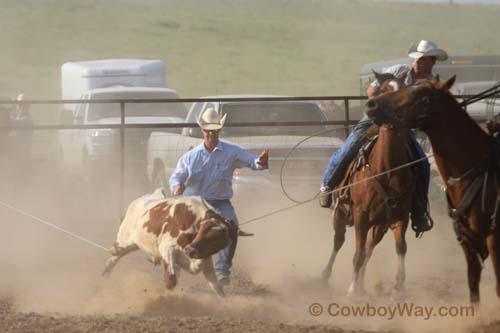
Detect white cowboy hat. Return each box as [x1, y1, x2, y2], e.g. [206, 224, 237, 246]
[408, 40, 448, 61]
[16, 93, 24, 101]
[197, 107, 227, 130]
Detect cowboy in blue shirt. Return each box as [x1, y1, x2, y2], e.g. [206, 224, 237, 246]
[320, 40, 449, 237]
[170, 107, 269, 286]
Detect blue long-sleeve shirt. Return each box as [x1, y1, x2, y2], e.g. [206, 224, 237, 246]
[169, 140, 264, 200]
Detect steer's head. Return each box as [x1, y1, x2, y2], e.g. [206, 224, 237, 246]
[183, 212, 230, 259]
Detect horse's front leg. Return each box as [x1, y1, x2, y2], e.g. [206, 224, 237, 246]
[358, 224, 387, 292]
[348, 209, 369, 296]
[487, 229, 500, 299]
[322, 214, 347, 286]
[463, 244, 483, 304]
[392, 221, 408, 292]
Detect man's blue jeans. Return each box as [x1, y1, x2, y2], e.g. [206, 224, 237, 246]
[322, 115, 373, 186]
[206, 199, 238, 279]
[322, 115, 430, 198]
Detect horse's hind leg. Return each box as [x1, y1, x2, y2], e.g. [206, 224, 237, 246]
[487, 231, 500, 299]
[348, 209, 369, 296]
[102, 243, 139, 276]
[462, 244, 482, 304]
[392, 222, 408, 292]
[322, 216, 347, 286]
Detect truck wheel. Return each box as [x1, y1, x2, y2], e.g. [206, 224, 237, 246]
[152, 161, 167, 191]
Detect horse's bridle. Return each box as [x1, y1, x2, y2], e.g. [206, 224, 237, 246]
[383, 85, 457, 130]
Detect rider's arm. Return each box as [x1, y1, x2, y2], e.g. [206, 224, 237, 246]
[169, 154, 189, 195]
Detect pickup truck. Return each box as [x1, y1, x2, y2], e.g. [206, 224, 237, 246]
[58, 86, 187, 178]
[147, 96, 344, 198]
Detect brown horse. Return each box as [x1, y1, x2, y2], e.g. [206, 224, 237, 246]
[322, 73, 415, 296]
[366, 76, 500, 304]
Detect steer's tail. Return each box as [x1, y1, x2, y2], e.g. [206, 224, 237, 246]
[102, 243, 139, 277]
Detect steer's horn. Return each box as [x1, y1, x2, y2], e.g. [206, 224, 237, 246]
[238, 229, 254, 237]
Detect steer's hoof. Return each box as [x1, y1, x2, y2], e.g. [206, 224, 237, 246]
[165, 274, 177, 290]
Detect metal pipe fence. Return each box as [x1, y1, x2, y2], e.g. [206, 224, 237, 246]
[0, 94, 483, 214]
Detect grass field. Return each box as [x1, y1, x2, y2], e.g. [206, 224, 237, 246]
[1, 0, 500, 101]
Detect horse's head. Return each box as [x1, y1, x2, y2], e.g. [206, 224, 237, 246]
[366, 75, 457, 129]
[364, 70, 404, 127]
[371, 70, 403, 96]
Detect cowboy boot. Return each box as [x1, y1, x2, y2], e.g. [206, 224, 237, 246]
[319, 186, 333, 208]
[411, 196, 434, 237]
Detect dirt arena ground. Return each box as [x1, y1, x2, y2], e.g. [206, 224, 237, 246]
[0, 159, 499, 333]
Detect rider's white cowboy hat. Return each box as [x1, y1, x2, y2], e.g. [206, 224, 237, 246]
[408, 40, 448, 61]
[197, 107, 227, 130]
[16, 93, 24, 101]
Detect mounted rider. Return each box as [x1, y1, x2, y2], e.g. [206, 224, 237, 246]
[320, 40, 449, 237]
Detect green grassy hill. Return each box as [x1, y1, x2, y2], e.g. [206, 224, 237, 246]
[1, 0, 499, 100]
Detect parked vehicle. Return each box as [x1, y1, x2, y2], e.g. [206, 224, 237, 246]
[58, 86, 187, 176]
[57, 59, 187, 179]
[147, 96, 344, 197]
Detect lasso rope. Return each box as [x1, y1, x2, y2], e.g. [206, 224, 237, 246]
[0, 125, 434, 247]
[0, 200, 109, 252]
[240, 153, 433, 226]
[0, 151, 433, 245]
[279, 126, 349, 204]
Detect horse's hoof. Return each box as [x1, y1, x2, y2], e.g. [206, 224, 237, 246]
[321, 271, 331, 285]
[321, 280, 329, 289]
[347, 285, 367, 298]
[390, 286, 406, 301]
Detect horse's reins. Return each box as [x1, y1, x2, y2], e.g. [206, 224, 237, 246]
[458, 80, 500, 108]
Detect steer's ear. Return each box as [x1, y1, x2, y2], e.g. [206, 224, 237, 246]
[443, 75, 456, 91]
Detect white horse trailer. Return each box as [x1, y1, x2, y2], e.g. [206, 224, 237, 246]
[61, 59, 167, 115]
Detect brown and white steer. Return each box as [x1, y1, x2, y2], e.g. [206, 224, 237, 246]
[102, 189, 230, 296]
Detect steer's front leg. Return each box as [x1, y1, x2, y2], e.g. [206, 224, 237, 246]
[162, 245, 177, 289]
[163, 261, 177, 289]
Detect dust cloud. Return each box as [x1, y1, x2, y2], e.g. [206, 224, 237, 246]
[0, 137, 499, 333]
